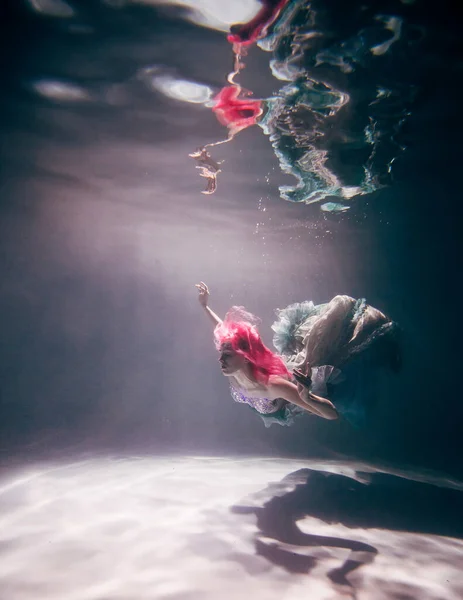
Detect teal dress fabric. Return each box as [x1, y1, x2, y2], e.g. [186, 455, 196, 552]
[270, 295, 400, 427]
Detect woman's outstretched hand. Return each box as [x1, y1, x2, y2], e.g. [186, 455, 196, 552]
[293, 365, 338, 419]
[293, 369, 312, 387]
[293, 367, 312, 399]
[195, 281, 210, 308]
[196, 282, 223, 327]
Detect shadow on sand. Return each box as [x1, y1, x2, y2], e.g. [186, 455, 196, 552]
[232, 468, 463, 595]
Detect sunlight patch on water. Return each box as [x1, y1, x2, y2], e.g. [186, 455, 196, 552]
[140, 68, 213, 104]
[27, 0, 75, 18]
[371, 16, 403, 56]
[32, 80, 92, 103]
[321, 202, 350, 213]
[124, 0, 261, 32]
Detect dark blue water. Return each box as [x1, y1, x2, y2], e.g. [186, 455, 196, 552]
[0, 3, 462, 596]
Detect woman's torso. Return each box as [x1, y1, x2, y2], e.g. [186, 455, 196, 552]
[229, 375, 286, 414]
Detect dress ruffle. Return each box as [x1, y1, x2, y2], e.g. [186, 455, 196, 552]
[257, 404, 307, 428]
[271, 300, 327, 356]
[271, 295, 400, 427]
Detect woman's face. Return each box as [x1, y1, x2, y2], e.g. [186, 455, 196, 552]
[219, 344, 247, 376]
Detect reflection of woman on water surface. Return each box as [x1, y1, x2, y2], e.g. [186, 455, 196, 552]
[196, 282, 400, 428]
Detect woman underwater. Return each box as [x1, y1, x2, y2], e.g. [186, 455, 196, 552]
[196, 282, 400, 428]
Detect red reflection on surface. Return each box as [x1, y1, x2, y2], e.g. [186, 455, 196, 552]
[212, 86, 263, 136]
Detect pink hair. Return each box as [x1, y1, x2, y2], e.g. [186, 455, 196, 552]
[214, 306, 290, 385]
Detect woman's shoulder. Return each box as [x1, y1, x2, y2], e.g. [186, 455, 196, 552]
[268, 374, 292, 385]
[267, 375, 295, 396]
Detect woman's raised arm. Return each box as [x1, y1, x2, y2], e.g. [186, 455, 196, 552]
[195, 282, 223, 327]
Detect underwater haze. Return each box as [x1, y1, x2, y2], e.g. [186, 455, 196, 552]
[0, 1, 462, 598]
